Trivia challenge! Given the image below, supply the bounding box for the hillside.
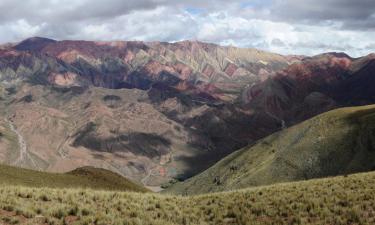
[167,104,375,195]
[0,164,148,192]
[0,171,375,224]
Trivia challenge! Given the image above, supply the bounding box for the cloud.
[197,13,375,57]
[269,0,375,30]
[0,20,44,42]
[76,7,198,42]
[0,0,374,57]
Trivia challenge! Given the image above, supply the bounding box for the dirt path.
[141,168,164,192]
[57,121,80,159]
[56,135,70,159]
[7,119,27,164]
[141,167,157,186]
[6,119,41,170]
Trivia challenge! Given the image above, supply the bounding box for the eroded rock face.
[48,72,79,86]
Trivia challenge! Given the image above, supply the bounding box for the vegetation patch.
[17,95,33,103]
[102,95,122,108]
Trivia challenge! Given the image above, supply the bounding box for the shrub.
[51,208,66,219]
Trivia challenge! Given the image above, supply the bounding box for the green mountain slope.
[167,104,375,195]
[1,171,375,224]
[0,164,149,192]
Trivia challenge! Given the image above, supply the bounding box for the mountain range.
[0,37,375,190]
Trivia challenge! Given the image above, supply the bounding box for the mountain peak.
[14,36,57,52]
[320,52,352,59]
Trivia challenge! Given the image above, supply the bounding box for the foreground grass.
[1,171,375,225]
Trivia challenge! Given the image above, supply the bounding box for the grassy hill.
[167,104,375,195]
[0,164,149,193]
[0,171,375,224]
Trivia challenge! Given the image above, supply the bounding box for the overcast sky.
[0,0,374,56]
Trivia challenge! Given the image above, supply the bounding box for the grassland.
[167,104,375,195]
[0,171,374,224]
[0,164,148,193]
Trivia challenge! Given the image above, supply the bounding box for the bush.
[51,208,65,219]
[39,194,50,202]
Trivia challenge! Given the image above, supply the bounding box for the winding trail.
[6,119,27,164]
[6,118,41,170]
[57,120,82,159]
[141,167,157,186]
[140,167,164,192]
[56,135,70,159]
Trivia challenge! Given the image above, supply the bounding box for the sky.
[0,0,374,57]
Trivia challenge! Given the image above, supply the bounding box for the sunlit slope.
[167,104,375,195]
[0,164,149,192]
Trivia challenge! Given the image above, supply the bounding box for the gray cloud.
[0,0,242,24]
[0,0,159,23]
[271,39,286,47]
[270,0,375,30]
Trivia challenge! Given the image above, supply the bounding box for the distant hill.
[0,164,149,192]
[167,104,375,195]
